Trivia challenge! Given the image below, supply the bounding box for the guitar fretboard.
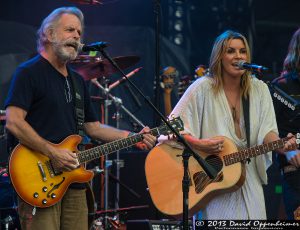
[223,137,289,166]
[77,128,161,164]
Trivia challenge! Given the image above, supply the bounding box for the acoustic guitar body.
[145,136,245,219]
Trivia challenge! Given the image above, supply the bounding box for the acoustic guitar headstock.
[160,66,178,95]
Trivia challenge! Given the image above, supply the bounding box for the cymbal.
[68,0,102,5]
[71,55,140,81]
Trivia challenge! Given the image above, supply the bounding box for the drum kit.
[71,54,148,230]
[0,53,147,229]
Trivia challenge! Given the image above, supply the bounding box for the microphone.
[0,110,5,115]
[109,67,142,90]
[237,60,268,73]
[80,41,108,52]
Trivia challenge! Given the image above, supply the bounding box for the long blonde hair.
[208,30,252,98]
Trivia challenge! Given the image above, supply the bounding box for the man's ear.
[46,28,55,43]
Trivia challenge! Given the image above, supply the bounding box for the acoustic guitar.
[145,134,300,219]
[160,66,178,117]
[9,117,184,208]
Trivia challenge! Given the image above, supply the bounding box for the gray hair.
[37,7,84,52]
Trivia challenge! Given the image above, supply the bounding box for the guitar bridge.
[45,161,55,177]
[46,161,62,176]
[37,161,47,182]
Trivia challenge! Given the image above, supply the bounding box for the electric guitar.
[178,65,207,97]
[145,134,300,219]
[9,117,184,208]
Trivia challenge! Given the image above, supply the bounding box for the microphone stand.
[153,0,161,126]
[98,47,217,230]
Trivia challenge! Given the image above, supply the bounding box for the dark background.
[0,0,299,224]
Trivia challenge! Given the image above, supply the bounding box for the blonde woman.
[169,30,297,219]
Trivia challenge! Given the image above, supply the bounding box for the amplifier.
[126,220,193,230]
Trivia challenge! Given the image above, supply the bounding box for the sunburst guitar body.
[9,117,184,208]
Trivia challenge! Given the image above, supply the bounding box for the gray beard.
[53,42,78,62]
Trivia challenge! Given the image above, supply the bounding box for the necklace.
[225,91,240,123]
[231,106,237,122]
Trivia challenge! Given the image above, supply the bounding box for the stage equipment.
[93,40,216,230]
[68,0,102,5]
[71,55,140,81]
[8,118,183,207]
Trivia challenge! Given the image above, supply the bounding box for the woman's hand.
[184,134,225,155]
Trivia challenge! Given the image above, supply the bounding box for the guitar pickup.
[37,161,47,182]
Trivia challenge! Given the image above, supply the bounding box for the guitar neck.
[223,137,289,166]
[77,128,160,164]
[164,93,172,117]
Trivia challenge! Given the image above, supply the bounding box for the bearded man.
[5,7,155,230]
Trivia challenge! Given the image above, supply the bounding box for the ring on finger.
[218,143,222,151]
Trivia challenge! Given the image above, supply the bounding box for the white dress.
[163,76,278,219]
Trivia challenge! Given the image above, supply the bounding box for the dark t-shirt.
[272,71,300,167]
[5,54,98,188]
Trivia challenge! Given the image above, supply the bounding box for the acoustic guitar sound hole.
[206,155,223,172]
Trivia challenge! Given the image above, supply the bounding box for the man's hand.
[285,149,300,168]
[282,133,298,152]
[135,126,157,151]
[48,146,79,172]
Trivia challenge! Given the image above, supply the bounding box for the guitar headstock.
[158,116,184,136]
[178,64,208,97]
[296,133,300,145]
[195,64,208,77]
[160,66,178,95]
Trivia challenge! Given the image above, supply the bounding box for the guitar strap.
[69,68,85,151]
[242,95,251,163]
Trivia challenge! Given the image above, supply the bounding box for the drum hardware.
[109,172,141,199]
[0,167,19,230]
[1,215,14,230]
[91,79,146,226]
[92,166,105,175]
[71,53,144,226]
[70,55,140,81]
[90,205,149,230]
[0,110,6,140]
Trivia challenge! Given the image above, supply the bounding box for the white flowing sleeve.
[158,78,207,147]
[253,81,278,184]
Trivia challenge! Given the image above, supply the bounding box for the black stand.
[109,173,141,199]
[153,0,161,127]
[98,47,217,230]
